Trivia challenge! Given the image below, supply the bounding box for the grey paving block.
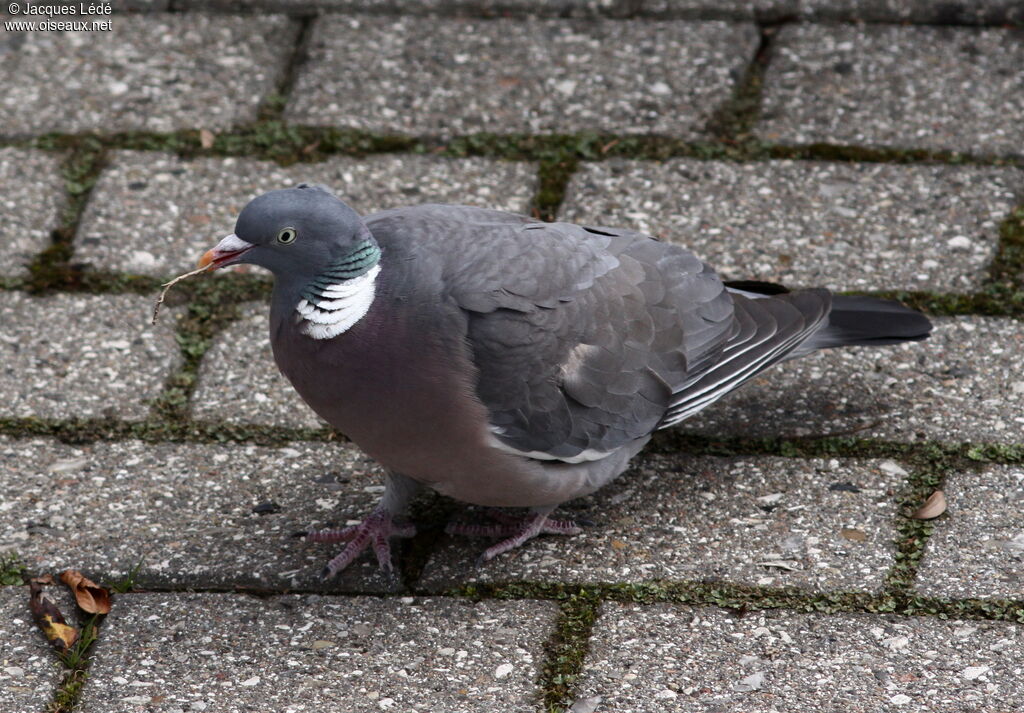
[287,16,758,136]
[75,151,538,277]
[916,463,1024,601]
[80,593,556,712]
[0,293,180,421]
[0,436,405,592]
[681,317,1024,445]
[192,302,324,430]
[176,0,643,15]
[419,455,903,592]
[644,0,796,20]
[758,24,1024,156]
[110,0,171,9]
[560,159,1023,292]
[0,148,65,279]
[580,604,1024,712]
[0,587,62,713]
[799,0,1024,24]
[0,14,297,136]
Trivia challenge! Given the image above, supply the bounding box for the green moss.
[147,273,273,424]
[47,669,88,713]
[847,287,1024,319]
[24,140,107,294]
[882,450,979,593]
[446,577,1024,625]
[541,591,601,712]
[0,552,26,585]
[966,443,1024,463]
[0,415,333,447]
[705,26,771,143]
[988,206,1024,290]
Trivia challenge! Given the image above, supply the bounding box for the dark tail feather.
[799,295,932,353]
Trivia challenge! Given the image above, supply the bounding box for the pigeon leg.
[308,471,420,578]
[445,506,584,564]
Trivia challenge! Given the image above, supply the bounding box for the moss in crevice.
[446,577,1024,625]
[843,287,1024,319]
[24,139,107,293]
[882,446,981,594]
[148,274,272,424]
[705,24,774,144]
[539,591,602,713]
[29,125,1020,173]
[987,205,1024,290]
[47,668,89,713]
[0,551,26,585]
[966,443,1024,464]
[0,415,333,448]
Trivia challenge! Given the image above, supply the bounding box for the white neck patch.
[295,264,381,340]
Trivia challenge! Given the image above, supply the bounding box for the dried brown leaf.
[60,569,111,615]
[199,129,216,149]
[913,490,947,520]
[30,573,55,585]
[29,582,79,653]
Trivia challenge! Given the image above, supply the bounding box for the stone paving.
[561,159,1023,292]
[0,587,62,713]
[579,604,1024,712]
[0,14,298,136]
[75,152,537,278]
[0,4,1022,713]
[759,24,1024,156]
[78,593,558,713]
[287,16,759,136]
[0,148,66,280]
[916,463,1024,601]
[421,455,905,592]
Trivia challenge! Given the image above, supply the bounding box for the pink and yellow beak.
[198,234,255,270]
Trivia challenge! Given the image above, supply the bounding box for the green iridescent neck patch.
[302,240,382,305]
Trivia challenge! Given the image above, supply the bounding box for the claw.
[446,509,584,564]
[310,507,416,579]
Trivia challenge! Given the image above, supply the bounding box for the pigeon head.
[198,184,380,283]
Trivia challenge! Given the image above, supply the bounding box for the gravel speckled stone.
[420,455,903,592]
[0,437,402,592]
[644,0,795,20]
[75,151,537,277]
[0,293,180,421]
[681,317,1024,445]
[916,463,1024,600]
[80,593,556,712]
[0,14,297,136]
[581,604,1024,712]
[288,16,758,136]
[192,302,324,430]
[177,0,644,15]
[0,587,61,713]
[799,0,1024,24]
[0,148,65,279]
[758,24,1024,156]
[561,159,1022,291]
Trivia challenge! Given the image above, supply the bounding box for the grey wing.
[366,205,833,461]
[657,288,833,428]
[368,204,737,461]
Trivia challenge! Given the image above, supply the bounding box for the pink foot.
[445,510,584,564]
[308,507,416,578]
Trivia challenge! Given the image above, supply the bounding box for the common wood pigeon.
[198,184,931,577]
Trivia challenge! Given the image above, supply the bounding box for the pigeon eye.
[277,227,297,244]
